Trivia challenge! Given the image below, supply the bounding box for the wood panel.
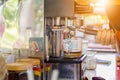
[75,0,120,5]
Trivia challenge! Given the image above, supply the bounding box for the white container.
[70,39,82,52]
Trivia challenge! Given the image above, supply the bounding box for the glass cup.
[63,39,72,54]
[86,55,97,70]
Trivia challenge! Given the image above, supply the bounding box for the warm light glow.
[95,0,107,7]
[106,0,120,5]
[74,0,120,5]
[90,3,94,7]
[91,0,108,15]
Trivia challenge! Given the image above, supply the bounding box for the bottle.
[21,27,32,57]
[22,27,32,49]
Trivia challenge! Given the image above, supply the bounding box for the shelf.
[44,54,87,64]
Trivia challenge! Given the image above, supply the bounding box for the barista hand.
[96,29,116,45]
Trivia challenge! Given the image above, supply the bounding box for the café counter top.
[7,58,40,71]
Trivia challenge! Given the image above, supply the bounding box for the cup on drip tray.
[86,55,97,70]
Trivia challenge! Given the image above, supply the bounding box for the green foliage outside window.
[1,0,44,49]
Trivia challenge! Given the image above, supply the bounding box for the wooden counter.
[7,62,33,71]
[16,58,40,66]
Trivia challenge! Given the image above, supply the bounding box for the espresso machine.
[44,0,87,80]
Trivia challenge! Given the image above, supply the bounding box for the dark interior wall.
[44,0,74,17]
[106,5,120,30]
